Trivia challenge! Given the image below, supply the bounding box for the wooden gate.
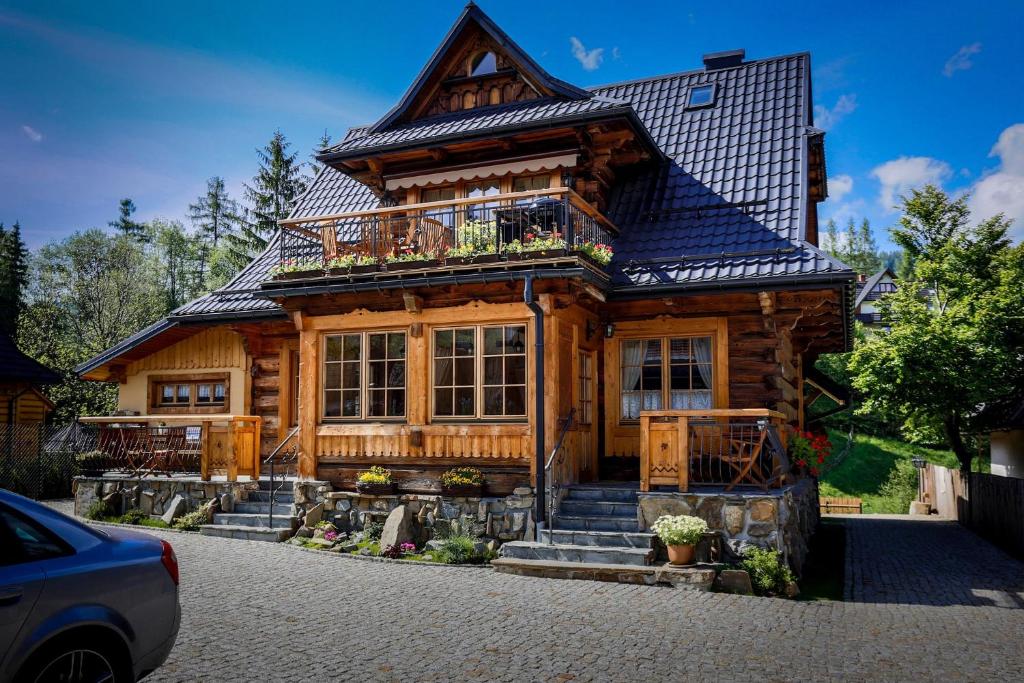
[230,416,262,480]
[639,414,688,491]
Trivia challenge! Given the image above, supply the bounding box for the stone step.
[558,499,638,518]
[499,541,654,566]
[553,515,640,532]
[490,557,715,589]
[245,490,295,504]
[213,513,296,529]
[256,477,296,491]
[538,529,655,548]
[232,501,293,516]
[564,486,639,503]
[199,524,292,543]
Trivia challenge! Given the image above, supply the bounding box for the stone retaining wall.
[637,479,819,573]
[74,476,259,519]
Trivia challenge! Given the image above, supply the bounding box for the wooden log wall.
[231,321,299,458]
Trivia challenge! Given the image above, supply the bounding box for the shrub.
[651,514,708,546]
[119,509,148,525]
[740,546,796,596]
[451,220,497,257]
[363,521,385,541]
[578,241,613,265]
[380,543,403,559]
[84,499,109,521]
[76,450,108,473]
[435,534,478,564]
[356,466,392,485]
[172,502,212,531]
[269,258,322,276]
[789,431,834,477]
[440,467,484,488]
[877,463,919,514]
[325,254,356,270]
[385,250,434,263]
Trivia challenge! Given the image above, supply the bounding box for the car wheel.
[18,637,131,683]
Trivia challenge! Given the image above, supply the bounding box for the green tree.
[309,129,331,178]
[226,130,307,267]
[0,221,29,337]
[821,217,882,275]
[849,185,1024,472]
[188,176,241,247]
[148,219,207,311]
[109,198,148,243]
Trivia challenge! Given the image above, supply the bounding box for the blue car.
[0,490,180,682]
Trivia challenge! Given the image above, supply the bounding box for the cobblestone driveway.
[117,515,1023,682]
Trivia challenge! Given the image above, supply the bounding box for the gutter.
[523,275,547,524]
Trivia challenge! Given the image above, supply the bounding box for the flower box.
[445,253,501,266]
[385,259,439,272]
[273,269,321,280]
[355,481,396,495]
[518,249,566,260]
[441,484,483,497]
[570,249,603,267]
[327,267,350,277]
[348,264,379,275]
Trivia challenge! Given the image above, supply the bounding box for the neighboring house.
[0,332,59,425]
[854,267,897,327]
[74,4,853,565]
[977,396,1024,479]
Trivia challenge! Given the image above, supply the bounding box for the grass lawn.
[818,430,982,514]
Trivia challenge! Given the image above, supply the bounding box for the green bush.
[172,502,212,531]
[740,547,796,596]
[119,509,148,525]
[84,499,109,521]
[363,521,385,542]
[435,534,479,564]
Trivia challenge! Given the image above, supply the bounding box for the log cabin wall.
[230,321,301,457]
[0,387,52,424]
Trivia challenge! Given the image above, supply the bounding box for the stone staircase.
[495,485,657,568]
[199,478,298,542]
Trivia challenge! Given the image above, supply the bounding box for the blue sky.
[2,0,1023,249]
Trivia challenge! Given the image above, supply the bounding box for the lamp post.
[910,456,926,504]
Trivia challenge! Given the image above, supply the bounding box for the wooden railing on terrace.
[77,415,262,481]
[639,409,789,492]
[275,188,617,274]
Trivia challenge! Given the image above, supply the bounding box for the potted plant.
[440,466,484,496]
[385,250,438,271]
[269,258,323,280]
[573,241,614,267]
[348,255,380,275]
[76,450,108,477]
[325,254,357,276]
[447,220,499,265]
[507,232,567,260]
[355,465,396,494]
[788,430,832,478]
[651,514,709,566]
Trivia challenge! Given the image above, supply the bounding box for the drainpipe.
[524,276,546,525]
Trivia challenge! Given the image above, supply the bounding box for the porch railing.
[275,188,616,273]
[639,409,789,492]
[76,415,262,481]
[543,408,575,541]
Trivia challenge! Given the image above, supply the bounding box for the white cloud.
[814,94,857,130]
[570,37,604,71]
[943,42,982,77]
[871,156,953,211]
[968,123,1024,239]
[611,46,621,61]
[20,125,42,142]
[828,174,854,202]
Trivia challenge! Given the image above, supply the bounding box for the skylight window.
[470,51,498,77]
[687,84,716,109]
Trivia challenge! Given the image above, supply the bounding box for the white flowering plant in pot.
[651,514,708,566]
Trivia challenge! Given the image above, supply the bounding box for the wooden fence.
[819,496,862,514]
[922,463,1024,560]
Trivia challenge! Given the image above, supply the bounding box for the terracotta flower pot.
[667,543,696,566]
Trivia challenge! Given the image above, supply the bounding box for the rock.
[909,501,930,515]
[784,581,801,598]
[102,491,124,516]
[336,499,351,512]
[432,519,451,538]
[416,505,428,524]
[338,542,358,552]
[304,502,325,528]
[425,539,445,552]
[512,486,533,497]
[695,497,725,530]
[441,502,460,519]
[219,493,234,513]
[716,569,753,595]
[485,539,498,553]
[380,505,415,548]
[746,522,776,538]
[637,496,692,529]
[724,505,745,535]
[296,526,313,538]
[140,489,156,516]
[160,494,187,525]
[749,499,776,522]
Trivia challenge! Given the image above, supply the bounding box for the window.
[420,186,456,204]
[465,180,501,221]
[512,175,550,193]
[578,351,593,425]
[0,505,72,566]
[620,336,713,421]
[433,325,527,419]
[470,51,498,77]
[686,84,716,109]
[150,375,229,413]
[323,332,406,420]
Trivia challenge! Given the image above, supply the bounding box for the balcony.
[272,189,617,282]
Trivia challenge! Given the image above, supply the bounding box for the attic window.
[470,51,498,77]
[686,84,716,109]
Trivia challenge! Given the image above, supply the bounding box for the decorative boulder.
[715,569,753,595]
[380,505,415,548]
[160,494,188,526]
[304,502,325,528]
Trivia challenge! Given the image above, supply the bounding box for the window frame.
[617,335,716,424]
[148,373,230,415]
[321,330,408,422]
[430,323,529,422]
[685,83,717,110]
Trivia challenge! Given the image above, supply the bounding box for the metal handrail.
[544,408,575,544]
[264,427,300,529]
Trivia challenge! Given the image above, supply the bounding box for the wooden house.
[76,4,853,563]
[1,332,58,426]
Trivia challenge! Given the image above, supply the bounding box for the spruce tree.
[0,221,29,337]
[309,130,332,178]
[226,130,307,267]
[189,177,241,247]
[109,198,148,242]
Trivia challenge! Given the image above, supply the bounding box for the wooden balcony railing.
[77,415,262,481]
[639,409,789,492]
[274,188,616,277]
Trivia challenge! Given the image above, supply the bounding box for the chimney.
[703,49,745,71]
